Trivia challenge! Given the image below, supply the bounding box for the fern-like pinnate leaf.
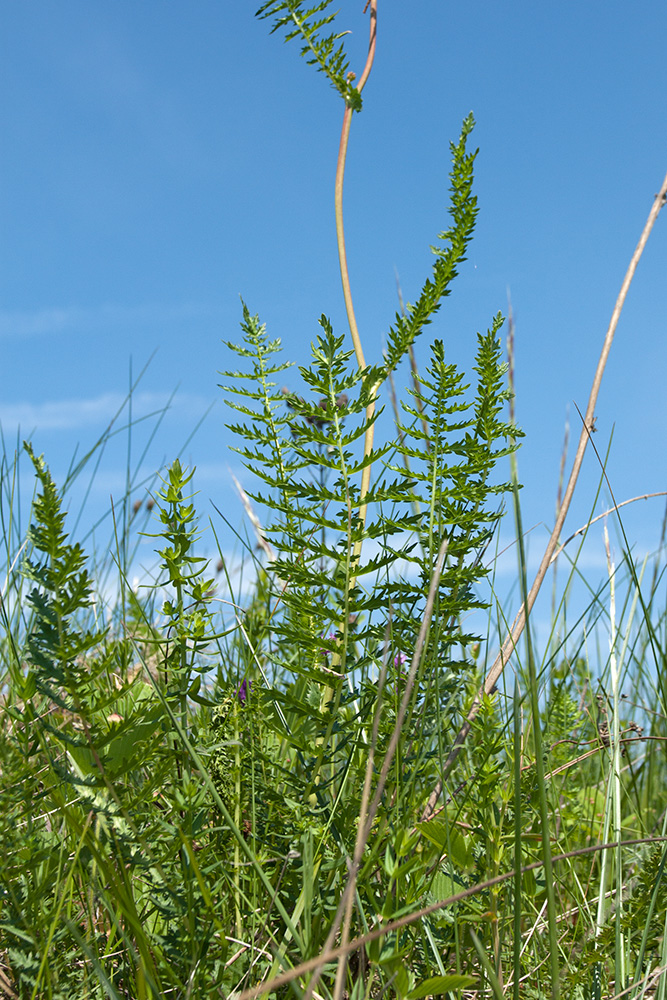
[381,319,519,694]
[21,443,106,706]
[149,460,216,720]
[255,0,363,110]
[221,313,414,676]
[384,114,479,374]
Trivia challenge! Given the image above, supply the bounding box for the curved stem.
[335,105,364,367]
[357,1,377,94]
[334,0,376,370]
[551,490,667,561]
[334,2,377,584]
[422,170,667,819]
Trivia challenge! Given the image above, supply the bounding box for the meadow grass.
[2,4,667,999]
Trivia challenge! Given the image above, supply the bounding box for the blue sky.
[1,1,666,602]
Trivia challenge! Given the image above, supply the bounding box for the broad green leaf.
[408,974,476,999]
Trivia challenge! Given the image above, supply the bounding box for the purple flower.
[237,678,252,705]
[394,652,407,668]
[320,631,338,657]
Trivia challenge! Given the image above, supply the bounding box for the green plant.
[2,4,667,1000]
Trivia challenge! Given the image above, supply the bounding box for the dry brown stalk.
[550,490,667,562]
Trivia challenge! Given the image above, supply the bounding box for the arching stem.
[334,1,377,587]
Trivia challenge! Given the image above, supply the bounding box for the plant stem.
[333,1,377,581]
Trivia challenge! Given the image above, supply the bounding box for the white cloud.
[0,390,215,432]
[0,301,224,339]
